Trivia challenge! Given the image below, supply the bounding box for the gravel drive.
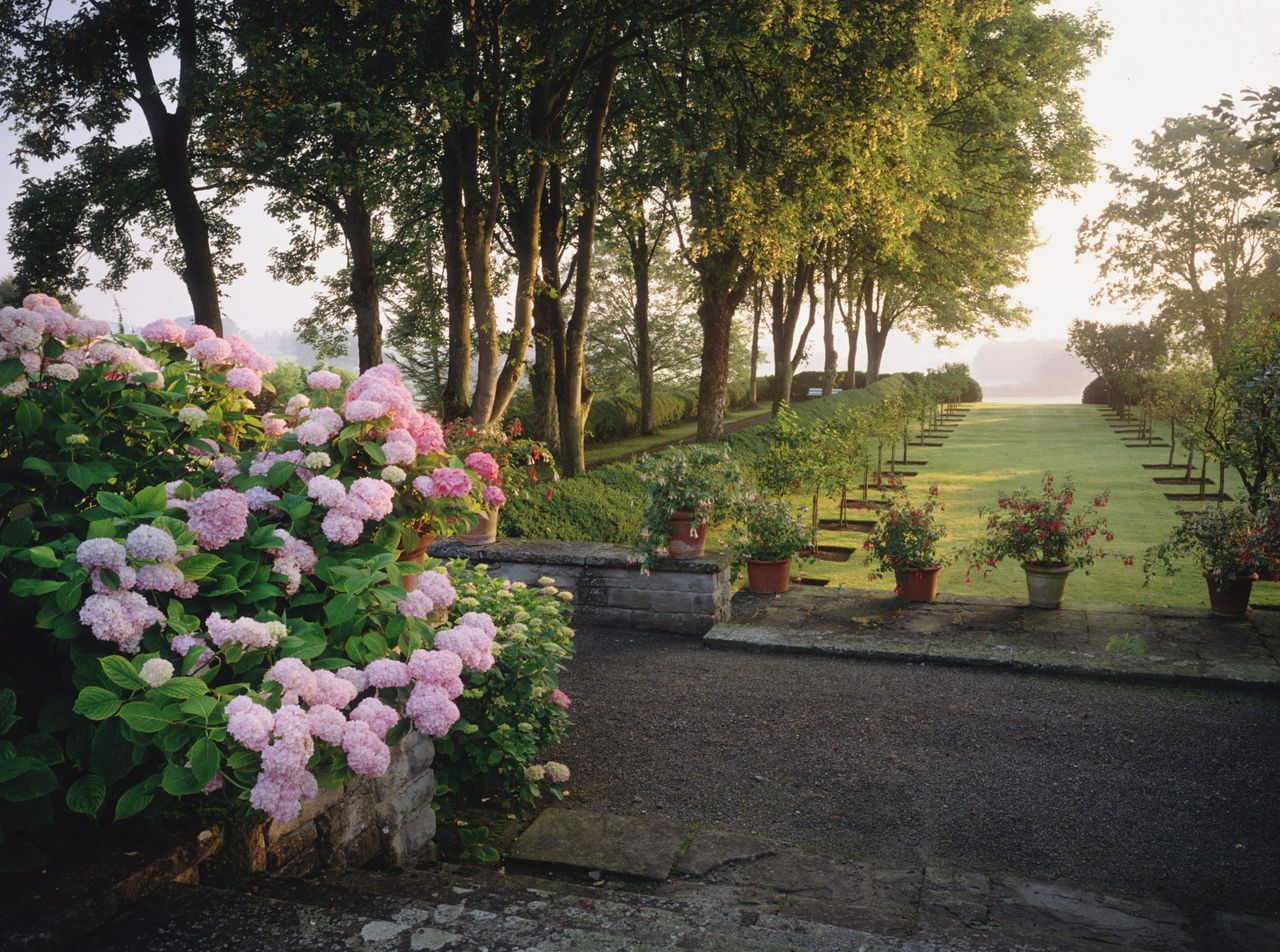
[551,628,1280,919]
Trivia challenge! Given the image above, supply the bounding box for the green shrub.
[499,471,641,544]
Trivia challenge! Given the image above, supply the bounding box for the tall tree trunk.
[841,254,861,390]
[340,189,382,371]
[629,216,655,436]
[122,1,222,334]
[531,164,563,447]
[492,158,548,422]
[790,271,818,372]
[748,282,762,407]
[1167,419,1176,467]
[862,274,891,384]
[439,130,471,420]
[555,57,616,476]
[693,252,749,442]
[770,259,812,414]
[821,260,838,396]
[462,121,502,424]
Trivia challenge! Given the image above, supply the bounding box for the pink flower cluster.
[413,467,474,500]
[0,297,119,394]
[206,612,285,650]
[434,612,496,673]
[381,428,418,466]
[342,364,445,454]
[293,406,343,446]
[186,488,250,549]
[306,369,342,390]
[306,475,396,544]
[267,530,318,594]
[464,452,500,483]
[397,571,457,619]
[78,591,166,653]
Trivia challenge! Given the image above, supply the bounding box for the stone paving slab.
[507,807,690,881]
[502,811,1275,950]
[709,588,1280,689]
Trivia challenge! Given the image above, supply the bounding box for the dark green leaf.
[66,775,107,817]
[73,687,122,721]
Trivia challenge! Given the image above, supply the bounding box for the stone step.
[77,868,920,952]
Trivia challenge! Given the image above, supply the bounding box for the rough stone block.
[630,609,713,635]
[378,770,436,829]
[344,820,382,868]
[372,753,411,802]
[266,821,317,873]
[400,734,435,773]
[572,605,633,629]
[606,587,718,614]
[386,802,438,866]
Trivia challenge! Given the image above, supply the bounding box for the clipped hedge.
[499,462,642,544]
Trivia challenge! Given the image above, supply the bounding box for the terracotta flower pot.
[399,532,436,592]
[454,507,499,546]
[667,510,708,559]
[1204,572,1257,617]
[894,566,941,603]
[746,558,791,594]
[1022,561,1073,609]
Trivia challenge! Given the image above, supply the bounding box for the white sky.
[2,1,1278,384]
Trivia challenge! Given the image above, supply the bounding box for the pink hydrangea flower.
[435,624,494,673]
[307,369,342,390]
[182,325,216,347]
[225,696,275,752]
[381,429,418,466]
[227,334,275,373]
[417,571,457,609]
[321,509,363,544]
[139,319,186,344]
[336,666,367,693]
[407,649,463,687]
[309,669,358,709]
[458,611,497,640]
[397,590,434,619]
[342,720,391,777]
[76,537,127,572]
[171,634,213,668]
[186,489,249,549]
[225,366,263,395]
[78,591,164,653]
[206,613,281,650]
[404,682,460,737]
[306,475,347,508]
[412,416,446,454]
[464,452,501,483]
[188,336,233,364]
[211,455,240,482]
[549,689,572,710]
[243,486,279,511]
[135,563,185,593]
[346,478,395,521]
[483,485,507,508]
[420,467,473,499]
[306,704,348,745]
[263,415,287,438]
[364,658,411,689]
[267,530,318,595]
[265,658,318,700]
[126,525,178,562]
[349,697,400,738]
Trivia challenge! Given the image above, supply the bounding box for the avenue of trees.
[1,0,1106,474]
[1071,86,1280,509]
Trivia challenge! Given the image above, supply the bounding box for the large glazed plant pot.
[1204,572,1257,617]
[1022,561,1073,609]
[454,507,499,546]
[894,566,941,603]
[746,558,791,594]
[667,510,709,560]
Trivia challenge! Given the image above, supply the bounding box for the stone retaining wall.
[431,539,733,636]
[263,732,437,874]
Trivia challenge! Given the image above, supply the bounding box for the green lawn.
[726,403,1278,609]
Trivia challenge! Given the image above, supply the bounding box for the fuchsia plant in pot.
[636,445,742,565]
[732,497,811,594]
[864,486,949,603]
[1145,503,1266,617]
[965,474,1113,609]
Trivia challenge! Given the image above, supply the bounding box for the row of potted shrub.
[632,441,1278,616]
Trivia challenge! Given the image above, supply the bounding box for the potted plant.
[965,473,1112,609]
[732,497,811,594]
[443,419,558,545]
[637,445,741,563]
[865,486,948,602]
[1145,504,1265,616]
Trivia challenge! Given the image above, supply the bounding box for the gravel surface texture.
[552,628,1280,919]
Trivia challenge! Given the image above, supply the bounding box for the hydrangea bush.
[0,296,572,870]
